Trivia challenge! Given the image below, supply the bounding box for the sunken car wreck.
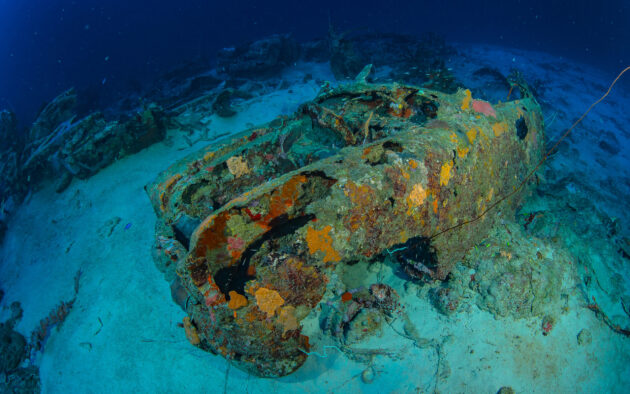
[146,75,544,377]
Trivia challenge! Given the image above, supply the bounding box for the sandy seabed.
[1,46,629,393]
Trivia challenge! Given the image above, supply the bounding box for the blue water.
[1,0,629,125]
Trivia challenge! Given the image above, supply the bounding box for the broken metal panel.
[146,81,544,377]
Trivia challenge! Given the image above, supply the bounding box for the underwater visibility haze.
[0,1,629,392]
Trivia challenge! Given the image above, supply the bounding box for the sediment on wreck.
[146,79,544,377]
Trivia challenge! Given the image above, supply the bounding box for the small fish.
[124,222,132,230]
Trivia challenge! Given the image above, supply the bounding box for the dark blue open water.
[1,1,629,124]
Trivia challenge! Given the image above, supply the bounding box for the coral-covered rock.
[0,323,27,373]
[21,103,165,190]
[0,366,41,393]
[216,34,299,78]
[327,30,457,91]
[0,109,18,150]
[328,28,365,80]
[211,89,252,117]
[461,223,569,319]
[28,88,77,142]
[431,287,461,315]
[577,328,592,345]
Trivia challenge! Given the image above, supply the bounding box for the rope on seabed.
[430,65,630,240]
[543,111,558,129]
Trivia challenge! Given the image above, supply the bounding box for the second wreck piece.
[146,78,544,377]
